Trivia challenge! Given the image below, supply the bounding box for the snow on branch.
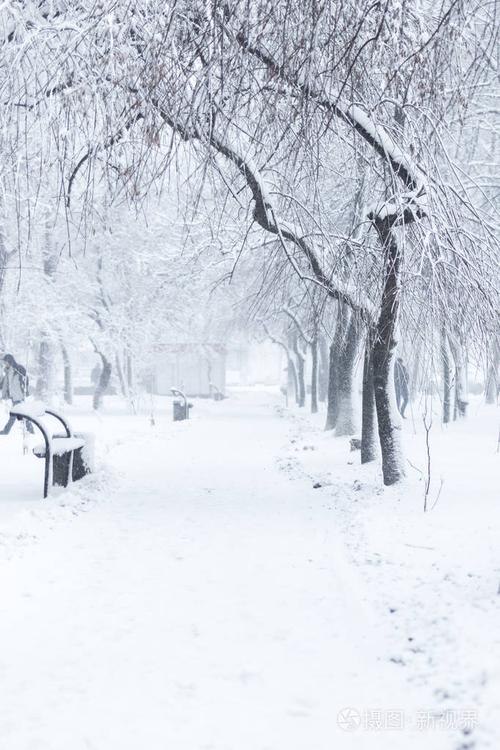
[231,29,427,206]
[77,76,375,324]
[66,109,145,208]
[206,133,376,324]
[262,323,289,354]
[148,88,376,323]
[282,308,312,347]
[343,105,425,193]
[367,186,428,226]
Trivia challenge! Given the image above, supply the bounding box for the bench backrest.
[10,399,47,419]
[10,401,72,439]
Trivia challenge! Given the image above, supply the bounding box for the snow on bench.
[33,437,86,457]
[9,399,47,420]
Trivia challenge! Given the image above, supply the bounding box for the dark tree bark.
[324,309,359,435]
[310,336,318,414]
[287,356,299,405]
[297,358,306,407]
[93,352,112,411]
[454,390,468,419]
[325,339,340,430]
[372,220,405,486]
[318,335,329,403]
[289,332,306,407]
[294,342,306,408]
[61,343,73,405]
[361,326,377,463]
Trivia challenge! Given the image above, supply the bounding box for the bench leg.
[43,453,51,499]
[67,450,75,487]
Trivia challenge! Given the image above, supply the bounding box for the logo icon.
[337,707,361,731]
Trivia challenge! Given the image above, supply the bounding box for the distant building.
[226,340,283,386]
[150,343,226,397]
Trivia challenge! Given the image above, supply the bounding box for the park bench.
[9,401,91,499]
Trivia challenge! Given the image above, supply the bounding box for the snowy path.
[0,393,454,749]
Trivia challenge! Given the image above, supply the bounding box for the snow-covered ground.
[279,393,500,750]
[0,389,498,749]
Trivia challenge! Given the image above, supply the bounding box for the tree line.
[0,0,498,484]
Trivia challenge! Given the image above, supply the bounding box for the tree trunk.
[325,340,339,430]
[61,343,73,405]
[292,333,306,408]
[441,328,452,424]
[115,352,129,399]
[318,335,329,403]
[311,336,318,414]
[485,342,499,404]
[93,353,112,411]
[325,309,359,435]
[35,216,59,402]
[372,221,405,486]
[449,336,468,419]
[0,225,13,336]
[287,357,298,405]
[296,350,306,407]
[335,316,359,437]
[409,337,422,401]
[361,326,377,463]
[125,351,137,413]
[126,352,134,390]
[36,337,55,401]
